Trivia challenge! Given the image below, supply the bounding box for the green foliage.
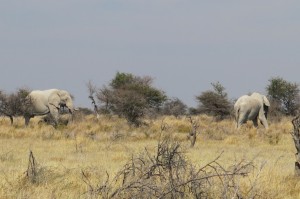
[97,72,167,126]
[211,81,227,98]
[196,82,232,120]
[266,77,300,115]
[110,72,135,89]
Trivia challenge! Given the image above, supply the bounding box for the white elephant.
[234,92,270,129]
[24,89,75,126]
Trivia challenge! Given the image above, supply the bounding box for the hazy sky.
[1,0,300,108]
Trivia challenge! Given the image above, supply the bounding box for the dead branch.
[187,116,200,147]
[81,139,256,198]
[86,81,100,119]
[25,150,38,184]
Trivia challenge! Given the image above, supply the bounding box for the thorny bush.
[82,139,258,199]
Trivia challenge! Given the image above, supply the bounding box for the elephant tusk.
[68,108,78,114]
[49,103,60,109]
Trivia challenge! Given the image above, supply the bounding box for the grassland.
[0,114,299,198]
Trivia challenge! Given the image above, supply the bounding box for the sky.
[1,0,300,108]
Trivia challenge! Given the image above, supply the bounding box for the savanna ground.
[0,114,299,198]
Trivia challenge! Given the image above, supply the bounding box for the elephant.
[24,89,75,126]
[234,92,270,129]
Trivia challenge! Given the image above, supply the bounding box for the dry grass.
[0,114,298,198]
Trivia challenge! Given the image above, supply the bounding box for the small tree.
[162,98,187,117]
[86,81,100,118]
[196,82,231,120]
[96,72,167,126]
[266,77,300,116]
[0,88,31,125]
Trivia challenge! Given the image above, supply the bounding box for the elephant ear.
[48,92,61,108]
[263,95,270,107]
[57,90,70,102]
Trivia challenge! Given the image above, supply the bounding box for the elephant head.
[49,90,75,114]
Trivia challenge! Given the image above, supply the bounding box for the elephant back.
[250,92,270,107]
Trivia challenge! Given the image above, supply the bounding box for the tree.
[86,81,100,118]
[0,88,31,125]
[96,72,167,126]
[266,77,300,115]
[196,82,231,120]
[162,98,187,117]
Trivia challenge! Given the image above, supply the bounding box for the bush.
[266,77,300,116]
[0,88,31,124]
[77,107,94,115]
[96,72,167,126]
[162,97,187,117]
[196,82,232,120]
[82,139,257,199]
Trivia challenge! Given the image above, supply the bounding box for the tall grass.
[0,114,298,198]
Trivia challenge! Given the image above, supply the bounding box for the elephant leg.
[25,116,31,126]
[235,111,240,129]
[259,116,269,129]
[252,117,258,128]
[9,116,13,125]
[237,113,248,129]
[237,120,244,129]
[49,106,59,127]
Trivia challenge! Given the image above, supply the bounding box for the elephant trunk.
[68,107,79,123]
[68,108,79,114]
[65,101,75,114]
[66,105,79,115]
[68,107,77,114]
